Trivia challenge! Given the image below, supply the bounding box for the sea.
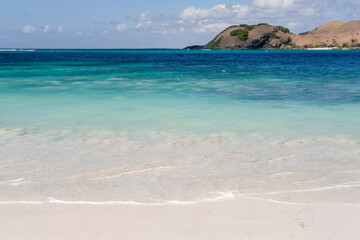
[0,49,360,204]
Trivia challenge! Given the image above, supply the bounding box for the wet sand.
[1,189,359,240]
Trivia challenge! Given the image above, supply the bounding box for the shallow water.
[1,49,360,203]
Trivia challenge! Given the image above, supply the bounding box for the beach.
[0,49,360,239]
[1,187,359,240]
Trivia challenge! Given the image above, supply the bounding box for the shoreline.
[1,182,359,206]
[1,188,359,240]
[1,47,360,240]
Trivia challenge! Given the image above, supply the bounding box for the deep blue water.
[1,49,359,135]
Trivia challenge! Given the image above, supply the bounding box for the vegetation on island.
[279,26,290,33]
[239,24,255,31]
[230,29,249,41]
[262,33,280,48]
[289,42,297,49]
[207,37,223,48]
[304,43,327,48]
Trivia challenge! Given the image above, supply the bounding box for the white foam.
[0,178,32,186]
[237,194,310,205]
[0,49,35,52]
[0,201,43,205]
[9,178,24,182]
[262,171,303,180]
[44,81,61,85]
[91,166,172,181]
[283,136,359,146]
[0,192,235,206]
[107,78,128,81]
[48,198,164,206]
[1,127,360,206]
[246,182,360,196]
[0,185,359,206]
[47,192,235,206]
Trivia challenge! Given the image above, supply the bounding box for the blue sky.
[0,0,359,48]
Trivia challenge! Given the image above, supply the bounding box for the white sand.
[305,47,336,50]
[1,188,359,240]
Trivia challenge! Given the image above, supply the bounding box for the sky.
[0,0,359,48]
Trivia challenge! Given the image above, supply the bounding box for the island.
[184,20,360,50]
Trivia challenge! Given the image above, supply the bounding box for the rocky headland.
[185,20,360,50]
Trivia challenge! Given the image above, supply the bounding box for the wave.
[0,178,33,186]
[91,166,173,181]
[0,49,35,52]
[245,182,360,196]
[107,78,128,81]
[0,192,236,206]
[1,127,359,144]
[281,136,359,146]
[1,127,360,206]
[1,183,359,206]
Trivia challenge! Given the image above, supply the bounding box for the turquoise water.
[0,49,360,203]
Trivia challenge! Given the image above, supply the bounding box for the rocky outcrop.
[184,20,360,50]
[203,23,293,49]
[183,45,206,50]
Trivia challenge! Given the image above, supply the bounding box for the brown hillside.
[292,20,360,47]
[194,20,360,49]
[207,24,291,49]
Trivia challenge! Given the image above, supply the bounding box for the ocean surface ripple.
[0,49,360,203]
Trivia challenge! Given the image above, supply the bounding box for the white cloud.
[232,5,251,17]
[116,23,128,32]
[43,24,50,33]
[135,21,152,29]
[287,22,299,29]
[44,0,357,47]
[7,0,360,48]
[174,0,360,35]
[195,22,231,33]
[23,25,36,33]
[139,11,150,21]
[101,30,109,35]
[180,5,249,21]
[180,6,212,20]
[253,0,295,8]
[178,4,251,35]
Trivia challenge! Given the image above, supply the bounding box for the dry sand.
[1,188,359,240]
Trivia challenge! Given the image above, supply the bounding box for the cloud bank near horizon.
[1,0,360,48]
